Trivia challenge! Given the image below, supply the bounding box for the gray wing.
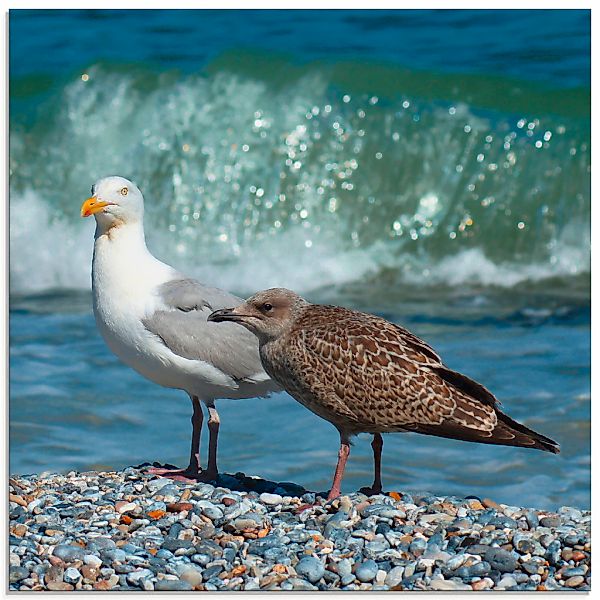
[142,278,268,383]
[157,277,244,312]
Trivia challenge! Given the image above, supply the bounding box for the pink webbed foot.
[146,464,203,483]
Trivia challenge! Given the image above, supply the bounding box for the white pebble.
[259,493,283,505]
[83,555,102,568]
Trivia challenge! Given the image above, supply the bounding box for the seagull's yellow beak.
[81,196,110,217]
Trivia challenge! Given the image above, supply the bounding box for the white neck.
[92,219,176,308]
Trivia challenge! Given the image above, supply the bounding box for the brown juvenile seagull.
[208,288,560,500]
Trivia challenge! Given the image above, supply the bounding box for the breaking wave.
[10,57,590,296]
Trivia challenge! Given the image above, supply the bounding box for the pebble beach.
[9,466,590,592]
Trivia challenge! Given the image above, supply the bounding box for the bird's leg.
[371,433,383,493]
[360,433,384,496]
[196,403,220,482]
[186,396,204,473]
[147,396,204,480]
[327,434,351,501]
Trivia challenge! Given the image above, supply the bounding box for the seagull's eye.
[262,303,273,313]
[120,187,129,196]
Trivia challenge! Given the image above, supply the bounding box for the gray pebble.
[540,515,561,528]
[52,544,87,562]
[154,578,193,591]
[356,559,378,582]
[9,566,30,583]
[296,556,325,584]
[485,547,518,573]
[177,564,203,587]
[63,567,81,584]
[7,468,591,593]
[384,566,405,587]
[287,577,318,591]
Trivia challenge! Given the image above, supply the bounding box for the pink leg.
[196,404,219,482]
[327,434,351,501]
[147,396,204,481]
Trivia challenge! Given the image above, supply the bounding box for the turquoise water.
[9,9,590,509]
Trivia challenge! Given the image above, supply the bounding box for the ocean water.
[9,9,590,510]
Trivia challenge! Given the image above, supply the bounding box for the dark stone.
[247,535,284,557]
[9,566,30,584]
[524,511,539,529]
[52,544,87,562]
[485,547,518,573]
[296,556,325,584]
[464,544,490,556]
[409,538,427,557]
[277,481,306,496]
[154,579,193,591]
[202,564,223,580]
[515,539,536,554]
[162,537,193,552]
[521,561,541,575]
[539,516,561,528]
[115,564,136,574]
[467,561,491,577]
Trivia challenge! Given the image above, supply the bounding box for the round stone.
[177,564,203,587]
[539,516,561,528]
[356,560,378,582]
[287,577,317,591]
[52,544,87,563]
[295,556,325,584]
[155,579,193,591]
[259,493,283,505]
[9,566,29,584]
[485,547,518,573]
[565,576,585,588]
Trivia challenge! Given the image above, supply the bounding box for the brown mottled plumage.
[208,288,560,499]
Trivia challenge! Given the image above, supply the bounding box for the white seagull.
[81,176,279,480]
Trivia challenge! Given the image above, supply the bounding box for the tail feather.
[404,410,560,454]
[494,410,560,454]
[422,365,560,454]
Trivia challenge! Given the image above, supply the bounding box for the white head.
[81,176,144,230]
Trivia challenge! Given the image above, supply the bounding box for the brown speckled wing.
[287,305,499,435]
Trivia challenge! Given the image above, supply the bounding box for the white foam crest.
[10,189,588,297]
[10,191,94,294]
[177,231,394,296]
[403,245,589,288]
[8,189,386,297]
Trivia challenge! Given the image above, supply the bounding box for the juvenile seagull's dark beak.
[207,308,236,322]
[208,308,251,323]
